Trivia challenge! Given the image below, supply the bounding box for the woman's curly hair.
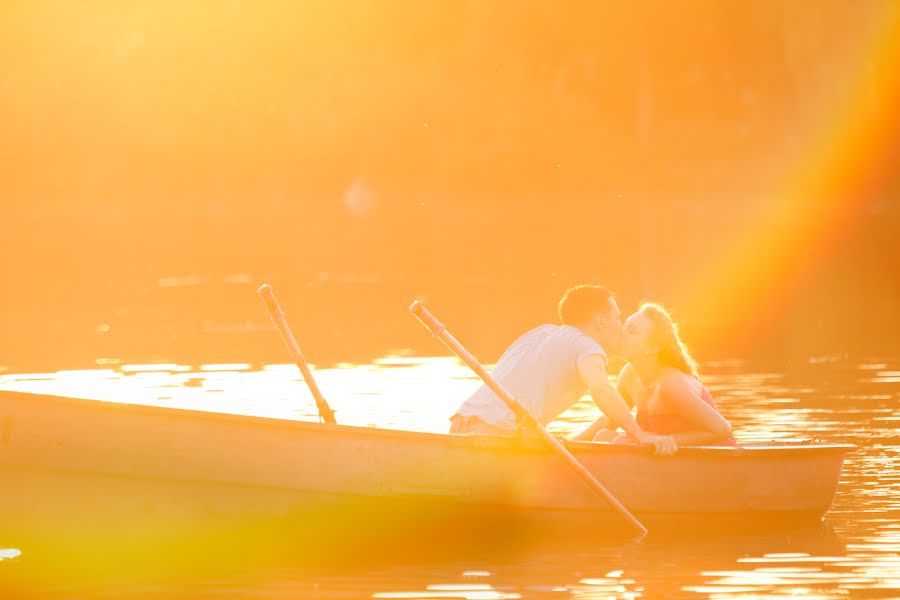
[640,302,699,379]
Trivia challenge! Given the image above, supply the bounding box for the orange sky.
[1,1,899,366]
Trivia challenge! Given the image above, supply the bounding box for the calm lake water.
[0,356,897,598]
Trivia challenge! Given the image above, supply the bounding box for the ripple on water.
[0,358,897,599]
[0,549,21,561]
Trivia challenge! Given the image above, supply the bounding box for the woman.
[591,302,735,446]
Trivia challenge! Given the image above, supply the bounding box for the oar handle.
[258,284,337,425]
[409,300,446,337]
[258,284,283,321]
[409,300,648,536]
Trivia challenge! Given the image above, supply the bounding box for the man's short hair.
[558,285,614,326]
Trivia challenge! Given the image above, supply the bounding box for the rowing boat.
[0,389,852,547]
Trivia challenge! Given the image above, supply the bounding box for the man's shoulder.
[557,325,606,357]
[509,324,559,346]
[507,324,605,362]
[529,323,561,335]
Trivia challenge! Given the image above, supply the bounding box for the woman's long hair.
[640,302,699,379]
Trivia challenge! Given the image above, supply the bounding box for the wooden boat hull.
[0,390,853,547]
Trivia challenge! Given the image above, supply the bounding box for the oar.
[258,284,337,425]
[409,300,648,536]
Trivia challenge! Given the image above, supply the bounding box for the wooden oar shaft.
[410,300,648,536]
[258,284,336,425]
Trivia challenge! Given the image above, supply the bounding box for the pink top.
[637,383,738,447]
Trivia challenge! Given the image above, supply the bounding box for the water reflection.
[0,357,897,598]
[0,548,21,561]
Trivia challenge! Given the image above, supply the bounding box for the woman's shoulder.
[618,362,639,382]
[620,363,650,389]
[658,367,703,395]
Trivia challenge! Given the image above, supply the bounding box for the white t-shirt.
[455,324,606,429]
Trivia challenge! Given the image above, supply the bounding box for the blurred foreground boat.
[0,390,853,551]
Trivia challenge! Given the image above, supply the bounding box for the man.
[449,284,677,455]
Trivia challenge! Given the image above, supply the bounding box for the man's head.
[558,285,622,351]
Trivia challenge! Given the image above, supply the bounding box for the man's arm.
[575,354,677,455]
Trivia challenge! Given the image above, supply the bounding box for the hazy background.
[2,0,899,371]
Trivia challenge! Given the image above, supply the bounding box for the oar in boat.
[258,284,337,425]
[409,300,648,536]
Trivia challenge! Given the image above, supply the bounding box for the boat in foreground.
[0,390,853,550]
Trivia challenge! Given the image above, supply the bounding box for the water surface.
[1,356,897,599]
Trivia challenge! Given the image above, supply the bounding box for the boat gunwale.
[0,390,856,458]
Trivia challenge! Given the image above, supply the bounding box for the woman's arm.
[574,363,643,442]
[659,372,733,445]
[575,355,677,455]
[616,363,640,410]
[573,363,639,441]
[572,415,612,441]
